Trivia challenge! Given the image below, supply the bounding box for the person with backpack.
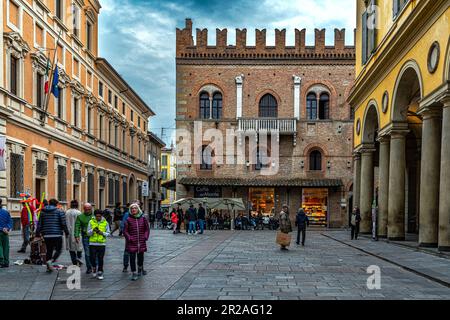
[295,208,309,246]
[35,199,69,272]
[123,203,150,281]
[74,203,94,274]
[87,210,110,280]
[0,198,13,268]
[65,200,83,266]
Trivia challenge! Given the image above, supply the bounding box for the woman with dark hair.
[65,200,83,266]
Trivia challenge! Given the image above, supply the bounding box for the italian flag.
[44,54,51,94]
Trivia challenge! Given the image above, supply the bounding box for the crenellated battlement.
[176,19,355,60]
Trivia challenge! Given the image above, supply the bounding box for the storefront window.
[249,188,275,216]
[302,188,328,227]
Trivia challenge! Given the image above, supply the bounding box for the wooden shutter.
[58,165,67,201]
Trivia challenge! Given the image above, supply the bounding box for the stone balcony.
[237,118,297,134]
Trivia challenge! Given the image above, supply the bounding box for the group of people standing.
[167,203,207,235]
[0,198,150,281]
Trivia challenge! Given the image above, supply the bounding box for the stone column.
[359,147,375,233]
[418,108,442,247]
[439,97,450,251]
[352,152,361,211]
[293,76,301,119]
[377,135,390,238]
[387,130,408,240]
[235,75,244,119]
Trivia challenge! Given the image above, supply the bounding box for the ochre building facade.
[175,19,355,227]
[349,0,450,249]
[0,0,153,227]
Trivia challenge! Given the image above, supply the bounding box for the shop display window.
[302,188,328,227]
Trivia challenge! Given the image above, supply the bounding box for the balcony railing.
[238,118,297,134]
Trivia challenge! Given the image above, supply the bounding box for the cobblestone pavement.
[1,229,450,300]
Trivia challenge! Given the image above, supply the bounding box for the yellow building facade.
[161,145,176,208]
[349,0,450,249]
[0,0,154,226]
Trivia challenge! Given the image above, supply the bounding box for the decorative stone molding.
[4,32,30,59]
[69,79,85,97]
[31,51,49,76]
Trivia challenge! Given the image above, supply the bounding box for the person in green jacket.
[75,203,93,274]
[87,210,110,280]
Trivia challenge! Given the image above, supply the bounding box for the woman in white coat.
[65,200,83,266]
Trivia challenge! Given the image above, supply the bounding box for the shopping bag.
[276,231,291,247]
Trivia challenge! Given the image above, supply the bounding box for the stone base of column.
[388,236,405,241]
[438,246,450,252]
[419,242,438,248]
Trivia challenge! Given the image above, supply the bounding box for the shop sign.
[142,181,149,197]
[194,186,222,198]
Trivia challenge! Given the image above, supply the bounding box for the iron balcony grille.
[36,159,47,176]
[10,153,24,198]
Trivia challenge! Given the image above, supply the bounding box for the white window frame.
[33,20,46,50]
[71,2,81,38]
[72,56,80,80]
[86,69,93,91]
[6,52,24,98]
[54,86,66,120]
[54,0,65,23]
[71,93,81,128]
[56,41,65,69]
[6,0,23,35]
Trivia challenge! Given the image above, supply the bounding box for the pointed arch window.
[212,92,222,119]
[259,94,277,118]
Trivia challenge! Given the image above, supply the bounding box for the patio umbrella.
[171,198,205,210]
[207,198,246,210]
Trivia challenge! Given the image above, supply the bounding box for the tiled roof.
[178,177,343,187]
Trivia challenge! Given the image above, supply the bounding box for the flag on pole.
[44,55,51,94]
[51,66,59,98]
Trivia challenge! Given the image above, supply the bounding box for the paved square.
[1,229,450,300]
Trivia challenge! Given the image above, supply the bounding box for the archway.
[391,61,423,236]
[129,174,136,202]
[359,102,380,233]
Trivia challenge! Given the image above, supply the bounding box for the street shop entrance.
[302,188,328,227]
[249,188,275,216]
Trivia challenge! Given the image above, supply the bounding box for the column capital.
[359,143,376,154]
[376,134,390,144]
[352,151,361,160]
[380,122,409,138]
[441,95,450,108]
[417,105,442,119]
[293,75,302,85]
[235,74,244,85]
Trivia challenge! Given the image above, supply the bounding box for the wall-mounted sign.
[142,181,149,197]
[194,186,222,198]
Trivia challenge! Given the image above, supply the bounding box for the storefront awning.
[178,177,343,188]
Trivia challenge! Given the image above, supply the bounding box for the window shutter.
[362,11,368,64]
[58,165,67,201]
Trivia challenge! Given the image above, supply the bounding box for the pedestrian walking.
[0,198,13,268]
[350,207,361,240]
[18,201,35,253]
[35,199,69,272]
[278,205,292,251]
[176,205,183,233]
[111,202,123,236]
[121,203,131,272]
[65,200,83,266]
[149,211,155,229]
[170,208,178,234]
[187,204,198,235]
[197,203,206,234]
[156,208,163,229]
[87,210,110,280]
[295,208,309,246]
[123,203,150,281]
[74,203,94,274]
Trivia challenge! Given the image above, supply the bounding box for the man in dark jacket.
[295,208,309,246]
[111,202,123,236]
[176,205,183,233]
[350,207,362,240]
[197,203,206,234]
[36,199,69,272]
[187,205,198,235]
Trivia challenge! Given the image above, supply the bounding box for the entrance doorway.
[302,188,328,227]
[249,188,275,216]
[35,178,45,199]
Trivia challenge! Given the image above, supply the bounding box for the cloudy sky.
[98,0,356,144]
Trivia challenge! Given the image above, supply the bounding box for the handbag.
[276,231,291,247]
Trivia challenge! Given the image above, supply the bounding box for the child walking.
[87,210,110,280]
